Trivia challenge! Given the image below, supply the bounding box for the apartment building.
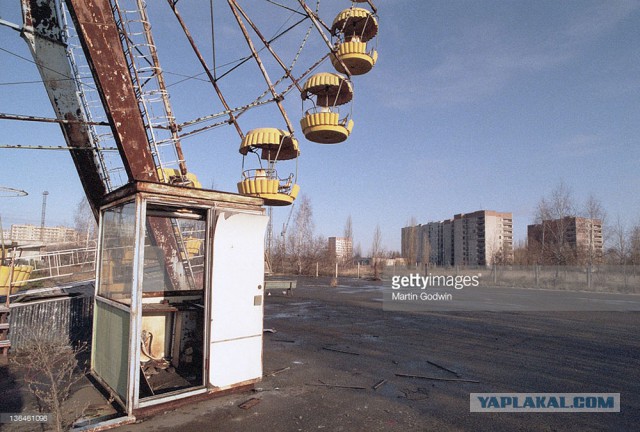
[9,224,79,244]
[328,236,353,263]
[402,210,513,267]
[527,216,603,265]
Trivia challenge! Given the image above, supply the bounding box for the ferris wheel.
[230,0,379,206]
[1,0,379,213]
[112,0,379,207]
[165,0,381,207]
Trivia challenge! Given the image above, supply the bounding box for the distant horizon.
[0,197,621,254]
[1,0,639,253]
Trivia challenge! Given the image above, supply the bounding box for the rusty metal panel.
[64,0,158,182]
[20,0,108,217]
[101,182,265,210]
[9,292,93,349]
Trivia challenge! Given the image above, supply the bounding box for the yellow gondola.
[300,73,354,144]
[157,168,202,188]
[14,265,33,287]
[238,127,299,161]
[183,237,202,258]
[330,7,379,75]
[0,266,10,295]
[0,264,34,294]
[237,128,300,206]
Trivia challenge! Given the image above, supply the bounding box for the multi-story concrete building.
[328,236,353,263]
[9,224,79,244]
[527,217,603,265]
[402,210,513,267]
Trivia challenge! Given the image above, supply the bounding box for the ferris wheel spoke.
[169,0,245,139]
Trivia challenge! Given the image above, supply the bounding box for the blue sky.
[1,0,639,253]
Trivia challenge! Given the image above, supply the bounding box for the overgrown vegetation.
[268,195,387,276]
[10,330,87,432]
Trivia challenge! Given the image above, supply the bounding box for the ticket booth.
[91,182,267,416]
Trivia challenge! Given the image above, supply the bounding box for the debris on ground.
[426,359,460,377]
[322,346,360,356]
[265,366,291,377]
[395,373,480,383]
[372,379,387,390]
[238,398,261,410]
[399,387,430,401]
[306,380,367,390]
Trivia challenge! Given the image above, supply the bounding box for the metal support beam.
[227,0,296,135]
[20,0,109,218]
[63,0,193,291]
[230,0,304,94]
[168,0,245,139]
[296,0,352,78]
[0,112,110,127]
[131,0,189,177]
[65,0,159,183]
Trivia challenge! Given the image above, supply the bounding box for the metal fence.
[27,245,97,282]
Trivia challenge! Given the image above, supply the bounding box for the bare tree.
[533,182,577,265]
[609,216,630,287]
[354,241,362,260]
[630,223,640,266]
[371,224,383,279]
[581,194,606,266]
[270,227,287,274]
[74,196,97,248]
[513,239,533,265]
[343,215,353,240]
[403,217,418,268]
[421,230,431,268]
[288,196,316,274]
[609,216,629,265]
[486,229,504,266]
[343,215,354,264]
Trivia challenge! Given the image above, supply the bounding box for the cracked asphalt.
[120,276,639,432]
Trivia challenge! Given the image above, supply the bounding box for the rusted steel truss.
[65,0,159,184]
[20,0,108,217]
[57,0,192,290]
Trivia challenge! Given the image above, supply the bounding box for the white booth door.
[209,212,268,388]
